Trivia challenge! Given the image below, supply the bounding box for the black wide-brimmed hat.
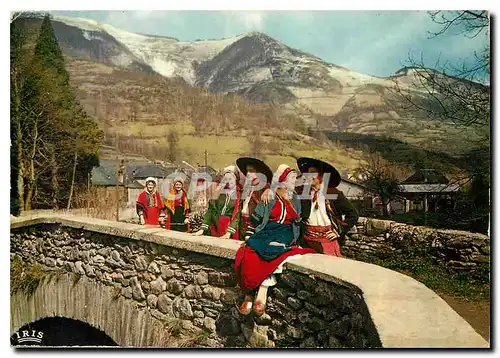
[297,157,341,188]
[236,157,274,184]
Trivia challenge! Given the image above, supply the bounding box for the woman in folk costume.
[234,164,315,316]
[235,157,274,241]
[164,177,191,232]
[136,177,167,226]
[191,166,216,214]
[192,165,241,240]
[296,157,359,256]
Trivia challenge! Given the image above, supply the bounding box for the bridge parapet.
[344,217,489,276]
[10,213,488,348]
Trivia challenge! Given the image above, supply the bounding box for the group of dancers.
[136,157,359,316]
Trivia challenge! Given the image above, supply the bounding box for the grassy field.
[105,122,369,172]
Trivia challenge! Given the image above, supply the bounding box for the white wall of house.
[338,181,369,199]
[127,188,144,207]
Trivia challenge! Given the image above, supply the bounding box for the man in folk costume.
[136,177,167,226]
[234,164,315,316]
[296,157,359,256]
[192,165,241,240]
[164,177,191,232]
[235,157,274,241]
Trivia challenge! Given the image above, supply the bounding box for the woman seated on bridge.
[164,176,191,232]
[234,164,315,316]
[192,165,241,240]
[136,177,167,226]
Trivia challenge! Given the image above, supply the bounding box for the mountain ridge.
[19,12,488,87]
[15,13,487,158]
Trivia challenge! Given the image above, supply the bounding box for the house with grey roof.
[339,178,409,216]
[398,169,460,212]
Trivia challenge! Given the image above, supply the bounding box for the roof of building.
[341,178,371,190]
[398,183,461,193]
[125,180,145,189]
[403,169,449,184]
[125,162,177,179]
[91,160,177,187]
[90,160,121,187]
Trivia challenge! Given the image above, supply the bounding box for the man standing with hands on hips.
[295,157,358,256]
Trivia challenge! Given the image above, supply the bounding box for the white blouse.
[308,187,331,227]
[241,190,253,215]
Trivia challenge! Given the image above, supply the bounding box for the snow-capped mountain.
[41,15,433,115]
[15,14,487,155]
[48,15,245,84]
[21,14,420,91]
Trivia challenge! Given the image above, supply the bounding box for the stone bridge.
[10,213,488,348]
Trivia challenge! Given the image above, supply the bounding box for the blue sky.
[51,10,489,78]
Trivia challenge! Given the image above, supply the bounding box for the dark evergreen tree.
[12,14,103,211]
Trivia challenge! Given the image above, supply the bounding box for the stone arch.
[10,273,168,347]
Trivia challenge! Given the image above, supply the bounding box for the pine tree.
[13,14,103,210]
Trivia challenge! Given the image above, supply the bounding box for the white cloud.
[235,11,266,31]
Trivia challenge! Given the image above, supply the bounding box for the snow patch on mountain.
[82,30,92,41]
[150,58,177,77]
[53,15,102,32]
[101,23,150,43]
[240,67,272,84]
[81,30,106,42]
[327,66,392,87]
[111,52,134,67]
[97,21,242,83]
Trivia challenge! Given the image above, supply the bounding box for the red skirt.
[210,216,240,240]
[304,225,342,257]
[144,206,160,225]
[234,244,315,292]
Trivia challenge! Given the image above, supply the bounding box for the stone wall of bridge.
[10,214,488,348]
[344,217,489,275]
[10,220,380,348]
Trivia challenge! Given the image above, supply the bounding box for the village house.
[339,178,409,216]
[397,169,461,212]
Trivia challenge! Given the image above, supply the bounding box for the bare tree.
[428,11,489,39]
[11,19,27,213]
[389,10,491,215]
[66,130,79,210]
[20,88,55,210]
[357,153,412,216]
[249,127,266,160]
[391,11,490,131]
